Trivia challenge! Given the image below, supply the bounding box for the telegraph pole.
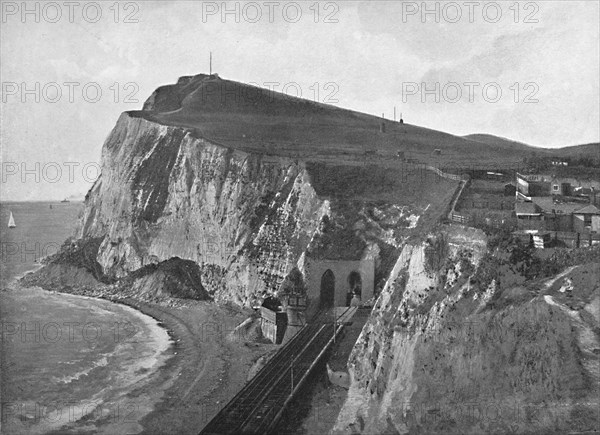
[209,52,212,75]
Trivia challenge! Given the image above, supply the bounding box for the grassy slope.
[551,143,600,158]
[463,133,532,152]
[464,133,599,159]
[132,74,596,171]
[133,75,464,228]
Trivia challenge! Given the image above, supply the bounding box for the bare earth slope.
[334,227,600,434]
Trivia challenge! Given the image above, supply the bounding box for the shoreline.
[4,270,277,434]
[1,281,174,435]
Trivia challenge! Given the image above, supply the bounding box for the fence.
[552,231,600,248]
[462,200,513,211]
[445,176,471,224]
[398,162,469,224]
[449,212,471,224]
[424,165,464,182]
[514,231,600,249]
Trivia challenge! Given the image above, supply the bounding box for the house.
[518,196,600,233]
[515,202,544,229]
[532,197,585,214]
[551,180,570,196]
[515,202,543,219]
[573,204,600,233]
[516,173,552,198]
[550,177,579,196]
[548,177,600,203]
[578,180,600,206]
[574,186,599,206]
[531,197,579,232]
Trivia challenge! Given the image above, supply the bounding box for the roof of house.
[574,186,594,195]
[532,197,586,214]
[550,177,579,185]
[580,180,600,190]
[574,204,600,215]
[515,202,542,215]
[516,173,552,183]
[549,177,600,190]
[519,174,600,190]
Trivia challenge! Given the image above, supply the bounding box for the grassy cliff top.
[129,74,596,170]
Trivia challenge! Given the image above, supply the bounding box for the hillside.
[462,133,532,152]
[551,142,600,159]
[464,133,599,161]
[135,74,569,170]
[25,74,461,307]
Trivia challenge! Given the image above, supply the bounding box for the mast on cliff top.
[210,51,212,75]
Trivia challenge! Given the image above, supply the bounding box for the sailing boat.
[8,211,16,228]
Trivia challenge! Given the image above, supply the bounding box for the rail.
[200,308,352,435]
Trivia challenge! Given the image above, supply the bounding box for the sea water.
[0,202,171,434]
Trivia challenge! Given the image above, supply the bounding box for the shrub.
[424,233,449,274]
[277,267,307,298]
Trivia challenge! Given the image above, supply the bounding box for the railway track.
[200,308,349,435]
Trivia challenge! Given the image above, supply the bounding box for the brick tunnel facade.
[303,257,375,307]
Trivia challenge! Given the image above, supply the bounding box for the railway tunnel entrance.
[347,271,362,305]
[305,258,374,308]
[320,269,335,308]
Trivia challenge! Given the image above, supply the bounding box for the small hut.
[277,268,308,342]
[504,183,516,197]
[260,297,287,344]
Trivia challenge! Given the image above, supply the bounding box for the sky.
[1,0,599,201]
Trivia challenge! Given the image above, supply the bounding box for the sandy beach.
[1,280,278,435]
[127,299,278,435]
